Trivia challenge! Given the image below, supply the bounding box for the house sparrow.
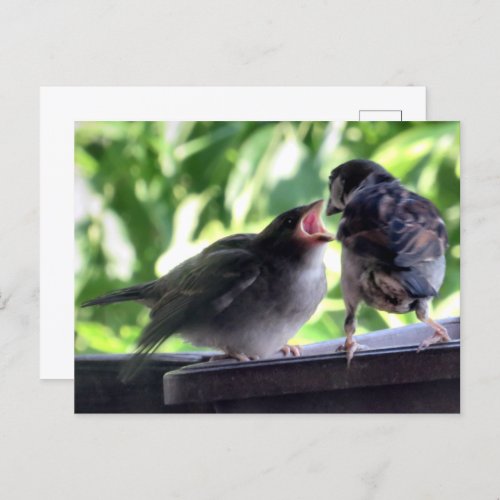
[326,159,449,365]
[82,200,334,381]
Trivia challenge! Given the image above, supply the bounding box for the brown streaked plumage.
[327,159,449,365]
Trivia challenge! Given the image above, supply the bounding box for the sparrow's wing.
[145,244,260,350]
[338,182,448,269]
[120,241,261,382]
[389,192,448,268]
[337,183,397,264]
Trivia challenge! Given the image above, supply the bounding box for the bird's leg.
[280,344,302,357]
[416,303,451,352]
[417,317,451,352]
[336,303,367,366]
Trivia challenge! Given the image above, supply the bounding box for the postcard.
[70,118,459,413]
[41,87,426,380]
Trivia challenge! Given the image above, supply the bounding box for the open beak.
[298,200,335,242]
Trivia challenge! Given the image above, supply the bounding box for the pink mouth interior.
[302,212,323,235]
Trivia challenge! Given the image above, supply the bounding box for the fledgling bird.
[82,200,334,381]
[326,159,449,365]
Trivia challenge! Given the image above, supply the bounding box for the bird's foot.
[209,352,259,362]
[209,354,232,362]
[227,351,260,362]
[280,344,302,357]
[417,327,451,352]
[336,339,368,367]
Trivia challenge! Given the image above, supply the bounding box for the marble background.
[1,1,499,498]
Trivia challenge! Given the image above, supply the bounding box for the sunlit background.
[75,121,460,354]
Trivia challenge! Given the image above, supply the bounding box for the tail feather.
[398,271,437,299]
[81,282,156,308]
[119,337,166,384]
[119,350,155,384]
[80,279,168,383]
[119,354,147,384]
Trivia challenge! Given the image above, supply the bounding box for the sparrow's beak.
[326,198,341,216]
[298,200,335,242]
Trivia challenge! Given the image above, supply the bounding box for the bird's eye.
[284,217,295,228]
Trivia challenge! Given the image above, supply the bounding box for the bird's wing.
[119,242,261,382]
[338,182,448,269]
[337,183,396,264]
[143,244,260,351]
[389,191,448,268]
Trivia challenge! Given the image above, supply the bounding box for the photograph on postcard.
[74,121,460,413]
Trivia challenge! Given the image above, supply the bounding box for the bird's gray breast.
[184,254,327,358]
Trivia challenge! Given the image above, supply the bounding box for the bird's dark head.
[326,159,394,215]
[256,200,335,256]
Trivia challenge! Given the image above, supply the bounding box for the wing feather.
[338,181,448,270]
[120,239,261,381]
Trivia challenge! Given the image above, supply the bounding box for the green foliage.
[75,121,460,354]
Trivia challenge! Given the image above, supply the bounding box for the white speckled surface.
[1,1,500,498]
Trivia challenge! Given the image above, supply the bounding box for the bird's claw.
[417,329,451,353]
[280,344,302,357]
[210,352,259,362]
[336,340,368,367]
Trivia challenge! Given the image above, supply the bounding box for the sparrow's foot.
[417,326,451,352]
[209,352,259,362]
[209,354,232,362]
[280,344,302,357]
[336,339,368,367]
[228,351,261,362]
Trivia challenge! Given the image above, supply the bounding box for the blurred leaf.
[77,322,130,353]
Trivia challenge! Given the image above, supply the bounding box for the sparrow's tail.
[81,280,167,383]
[81,281,157,308]
[118,345,162,384]
[399,271,437,299]
[118,296,187,383]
